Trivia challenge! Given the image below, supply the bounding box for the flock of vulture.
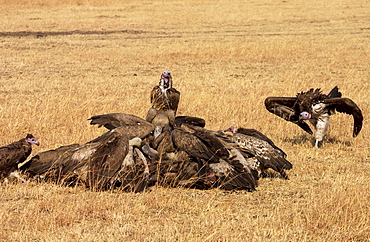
[0,70,363,192]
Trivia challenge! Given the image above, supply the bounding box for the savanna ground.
[1,0,369,241]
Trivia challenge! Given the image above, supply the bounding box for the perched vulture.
[265,86,363,148]
[0,134,40,183]
[150,70,180,113]
[221,126,292,179]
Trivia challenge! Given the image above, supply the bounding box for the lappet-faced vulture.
[150,70,180,114]
[265,86,363,148]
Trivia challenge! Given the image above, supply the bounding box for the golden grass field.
[1,0,369,240]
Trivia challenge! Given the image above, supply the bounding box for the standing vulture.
[150,70,180,113]
[265,86,363,148]
[0,134,40,183]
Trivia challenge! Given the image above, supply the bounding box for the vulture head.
[25,134,40,146]
[224,126,236,133]
[159,70,172,89]
[300,111,311,120]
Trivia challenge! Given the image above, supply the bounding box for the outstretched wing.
[89,113,152,130]
[265,96,313,135]
[323,97,363,137]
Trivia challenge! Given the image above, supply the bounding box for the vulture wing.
[209,159,257,191]
[230,133,292,179]
[236,127,286,156]
[89,113,153,131]
[174,116,206,128]
[327,86,342,98]
[87,130,129,191]
[265,96,313,135]
[19,143,80,179]
[171,129,220,164]
[167,88,180,112]
[323,97,363,137]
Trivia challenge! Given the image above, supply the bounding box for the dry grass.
[1,0,369,241]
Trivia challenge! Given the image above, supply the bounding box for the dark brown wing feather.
[265,96,313,135]
[20,143,80,178]
[180,124,229,159]
[89,113,153,131]
[174,116,206,128]
[171,129,220,164]
[323,97,363,137]
[209,160,257,191]
[87,129,129,191]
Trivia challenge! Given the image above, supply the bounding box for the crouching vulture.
[221,126,292,179]
[146,123,259,191]
[0,134,40,183]
[265,86,363,148]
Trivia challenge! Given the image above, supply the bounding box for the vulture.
[221,126,292,179]
[150,70,180,113]
[144,123,258,191]
[0,134,40,183]
[265,86,363,148]
[22,114,155,191]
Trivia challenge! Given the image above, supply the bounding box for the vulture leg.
[8,170,28,183]
[134,148,150,175]
[122,146,135,167]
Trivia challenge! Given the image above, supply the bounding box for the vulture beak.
[35,141,40,146]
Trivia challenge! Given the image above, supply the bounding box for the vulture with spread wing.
[0,134,40,183]
[150,70,180,113]
[265,86,363,148]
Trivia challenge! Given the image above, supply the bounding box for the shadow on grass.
[282,134,352,147]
